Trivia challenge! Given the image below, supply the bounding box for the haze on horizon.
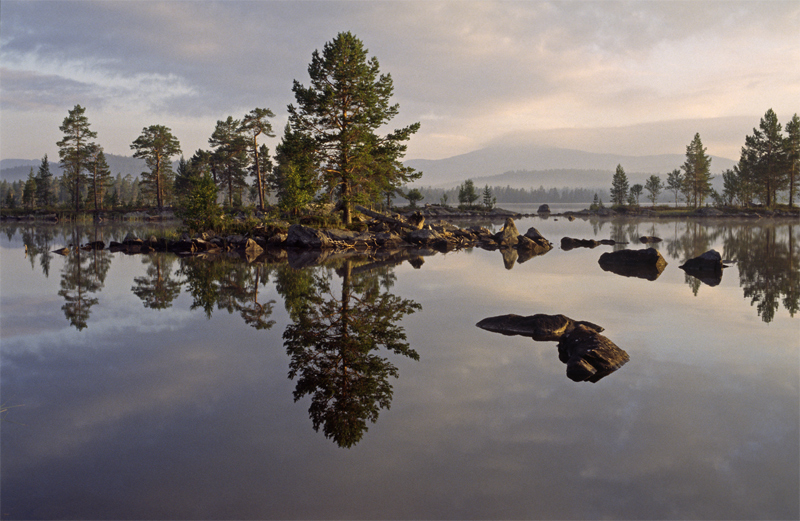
[1,0,798,165]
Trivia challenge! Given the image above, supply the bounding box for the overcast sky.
[1,0,798,163]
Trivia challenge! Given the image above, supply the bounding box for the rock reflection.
[278,259,421,448]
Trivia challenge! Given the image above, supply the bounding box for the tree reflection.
[177,255,276,329]
[665,221,724,295]
[132,253,182,309]
[723,224,799,323]
[57,230,112,330]
[279,259,421,448]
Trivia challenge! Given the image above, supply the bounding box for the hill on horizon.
[0,155,174,183]
[405,144,737,189]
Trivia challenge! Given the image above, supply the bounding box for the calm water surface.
[1,216,798,520]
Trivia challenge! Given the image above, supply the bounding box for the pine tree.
[22,168,37,209]
[682,133,713,208]
[288,32,420,223]
[35,154,55,208]
[86,145,112,211]
[740,109,785,208]
[57,105,97,211]
[784,113,799,208]
[274,123,320,215]
[482,185,496,210]
[240,108,276,210]
[209,116,248,207]
[610,164,629,206]
[131,125,182,211]
[458,179,479,207]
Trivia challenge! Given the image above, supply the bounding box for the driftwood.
[355,205,422,231]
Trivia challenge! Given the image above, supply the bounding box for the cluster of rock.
[476,313,630,382]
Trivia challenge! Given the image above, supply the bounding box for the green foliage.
[458,179,479,207]
[785,113,800,208]
[86,145,112,212]
[288,32,420,224]
[630,183,643,206]
[610,164,629,206]
[666,169,683,207]
[179,174,220,232]
[644,175,663,205]
[274,123,320,215]
[405,188,423,208]
[210,116,249,208]
[482,184,496,210]
[35,155,55,208]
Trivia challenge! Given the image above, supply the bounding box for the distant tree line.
[410,184,606,207]
[608,109,799,209]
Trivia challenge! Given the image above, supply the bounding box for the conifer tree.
[57,105,97,211]
[86,145,112,211]
[131,125,182,211]
[35,154,55,208]
[209,116,248,207]
[288,32,420,223]
[610,164,629,206]
[22,168,37,209]
[682,133,713,208]
[240,108,276,210]
[784,113,799,208]
[740,109,785,207]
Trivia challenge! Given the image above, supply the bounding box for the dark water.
[1,217,798,520]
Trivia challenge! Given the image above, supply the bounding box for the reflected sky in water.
[1,218,798,519]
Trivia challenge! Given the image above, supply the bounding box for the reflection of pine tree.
[132,253,182,309]
[57,239,107,330]
[724,224,799,322]
[282,260,421,448]
[177,256,276,329]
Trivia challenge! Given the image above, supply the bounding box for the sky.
[1,0,798,164]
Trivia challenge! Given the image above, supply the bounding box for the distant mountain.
[0,154,177,183]
[405,144,737,188]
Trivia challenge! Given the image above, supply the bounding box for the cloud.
[1,1,798,161]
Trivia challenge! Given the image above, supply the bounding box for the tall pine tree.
[57,105,97,211]
[288,32,420,223]
[610,164,629,206]
[740,109,786,208]
[131,125,182,211]
[682,133,713,208]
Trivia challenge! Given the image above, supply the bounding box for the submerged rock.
[639,236,662,243]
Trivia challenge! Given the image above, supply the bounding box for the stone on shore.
[476,313,603,341]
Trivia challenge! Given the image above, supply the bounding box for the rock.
[476,313,603,341]
[557,324,630,382]
[244,238,263,255]
[679,249,724,272]
[537,204,551,213]
[639,236,662,243]
[694,207,724,217]
[287,224,331,249]
[405,228,443,246]
[493,217,520,247]
[598,248,668,280]
[52,246,72,255]
[122,233,142,246]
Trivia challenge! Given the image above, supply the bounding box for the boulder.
[287,224,331,249]
[244,238,263,255]
[598,248,668,281]
[639,236,662,243]
[476,313,603,341]
[405,228,443,246]
[557,324,630,383]
[537,204,551,213]
[83,241,105,250]
[493,217,520,247]
[679,249,724,272]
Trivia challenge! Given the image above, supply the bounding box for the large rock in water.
[598,247,668,280]
[557,324,630,383]
[680,249,724,272]
[287,224,332,249]
[493,218,520,247]
[476,313,604,341]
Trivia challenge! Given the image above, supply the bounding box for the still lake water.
[1,216,798,520]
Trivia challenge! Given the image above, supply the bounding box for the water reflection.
[278,259,421,447]
[132,253,182,309]
[57,230,112,330]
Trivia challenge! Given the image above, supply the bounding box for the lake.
[1,215,798,520]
